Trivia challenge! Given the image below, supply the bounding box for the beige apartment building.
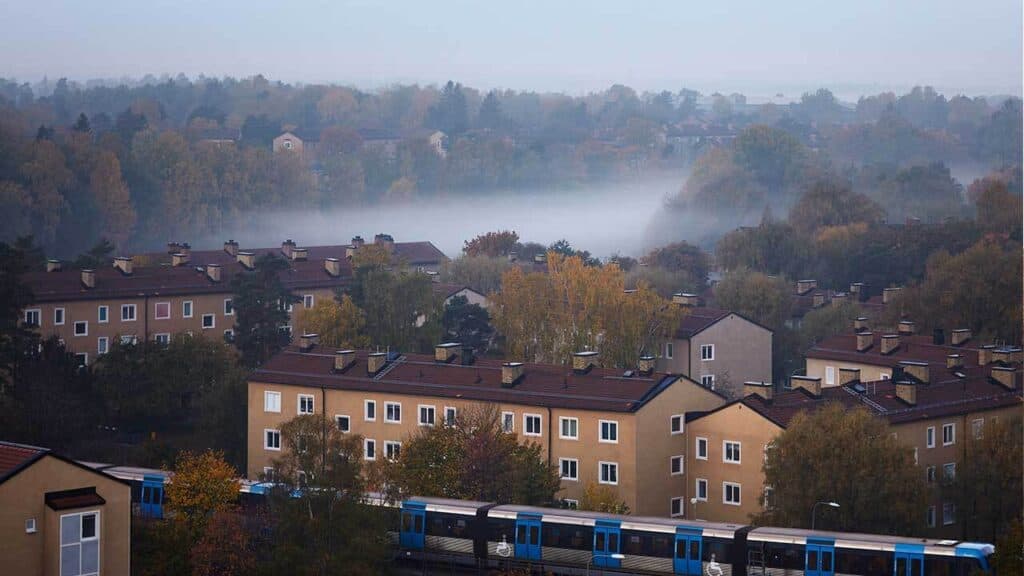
[0,440,131,576]
[247,343,727,517]
[20,235,448,363]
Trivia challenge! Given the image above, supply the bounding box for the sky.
[0,0,1020,99]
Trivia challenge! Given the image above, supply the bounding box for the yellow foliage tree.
[296,295,369,349]
[579,481,631,515]
[164,450,240,535]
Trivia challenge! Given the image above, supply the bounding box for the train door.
[674,526,703,575]
[140,475,164,518]
[515,513,542,561]
[806,538,835,576]
[894,544,924,576]
[400,502,426,549]
[593,520,622,569]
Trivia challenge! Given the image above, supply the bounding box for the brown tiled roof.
[672,307,770,339]
[252,346,705,413]
[0,441,47,482]
[807,333,981,370]
[45,487,106,510]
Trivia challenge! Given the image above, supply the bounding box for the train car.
[83,463,168,518]
[397,497,494,569]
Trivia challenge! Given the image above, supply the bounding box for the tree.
[441,255,511,295]
[478,91,504,129]
[858,162,964,223]
[970,176,1022,239]
[72,113,91,133]
[797,300,864,354]
[442,295,494,353]
[0,238,39,384]
[714,268,792,332]
[72,238,115,270]
[164,449,240,536]
[643,241,711,287]
[89,151,135,247]
[463,230,520,257]
[788,179,884,234]
[349,254,438,353]
[426,80,468,136]
[579,481,630,515]
[296,295,369,349]
[757,404,927,534]
[232,253,297,366]
[189,510,255,576]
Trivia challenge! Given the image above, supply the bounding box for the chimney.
[113,256,134,275]
[351,235,365,249]
[460,345,475,366]
[334,349,356,372]
[899,360,930,384]
[171,252,190,267]
[991,366,1019,390]
[951,329,972,347]
[81,269,96,289]
[991,348,1021,364]
[839,368,861,386]
[946,354,963,370]
[299,333,319,352]
[672,293,701,307]
[831,292,847,304]
[849,282,863,295]
[881,334,900,355]
[812,292,826,308]
[572,351,598,374]
[434,342,460,363]
[237,251,255,270]
[744,381,774,401]
[281,239,296,259]
[501,362,524,387]
[638,355,656,376]
[856,331,874,352]
[373,233,394,250]
[367,352,388,376]
[978,344,996,366]
[507,251,518,263]
[933,328,945,345]
[166,241,183,254]
[882,287,902,304]
[791,375,822,397]
[46,259,62,272]
[206,263,222,283]
[854,317,870,333]
[324,257,341,277]
[898,320,916,335]
[796,279,817,295]
[291,247,308,261]
[533,253,547,263]
[223,239,239,257]
[895,381,917,405]
[345,245,357,259]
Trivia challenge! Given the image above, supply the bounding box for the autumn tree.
[463,230,520,257]
[757,404,926,534]
[296,295,369,349]
[579,482,631,515]
[797,300,864,354]
[231,253,298,366]
[349,249,438,353]
[970,176,1022,239]
[165,449,240,536]
[788,179,884,235]
[441,255,511,294]
[189,510,255,576]
[89,151,135,247]
[643,241,711,286]
[713,268,792,331]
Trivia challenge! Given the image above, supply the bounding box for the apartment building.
[682,363,1022,535]
[0,440,131,576]
[656,293,773,394]
[247,342,727,517]
[19,235,448,363]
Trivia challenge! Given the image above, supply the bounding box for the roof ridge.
[0,440,50,452]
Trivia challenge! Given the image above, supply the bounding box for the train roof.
[748,526,993,556]
[404,496,495,514]
[488,504,744,539]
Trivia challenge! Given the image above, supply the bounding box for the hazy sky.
[1,0,1020,98]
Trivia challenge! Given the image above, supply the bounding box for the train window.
[704,539,733,565]
[897,557,907,576]
[530,525,539,545]
[414,515,423,533]
[911,558,921,575]
[677,540,686,558]
[653,535,672,558]
[518,524,527,544]
[822,551,833,571]
[690,540,699,560]
[809,549,819,570]
[402,513,413,532]
[925,557,953,576]
[764,543,804,570]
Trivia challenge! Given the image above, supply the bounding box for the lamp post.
[811,501,840,530]
[586,553,626,576]
[690,497,699,520]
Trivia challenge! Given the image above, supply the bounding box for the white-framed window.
[942,423,955,446]
[599,461,619,485]
[724,441,741,463]
[599,420,618,443]
[524,414,542,436]
[96,337,108,355]
[202,314,215,329]
[825,365,836,386]
[502,411,514,433]
[60,510,100,576]
[701,374,715,388]
[25,517,37,533]
[696,437,708,460]
[444,406,457,426]
[154,333,170,345]
[97,306,108,324]
[700,343,714,361]
[563,499,580,509]
[385,402,401,423]
[264,429,281,450]
[671,497,684,517]
[75,353,88,367]
[364,400,376,421]
[154,301,170,320]
[926,426,935,448]
[283,139,293,150]
[943,501,956,525]
[560,417,579,439]
[670,455,684,475]
[25,308,41,326]
[972,418,984,440]
[364,438,376,460]
[298,394,315,414]
[670,414,684,435]
[926,465,936,483]
[385,441,401,461]
[74,321,88,336]
[723,482,741,505]
[418,405,436,426]
[303,294,314,309]
[120,335,137,345]
[121,304,136,322]
[54,307,65,325]
[223,329,234,342]
[665,342,674,359]
[927,506,936,528]
[264,391,281,412]
[182,301,193,318]
[695,478,708,501]
[764,486,774,509]
[223,298,234,316]
[881,373,891,380]
[335,415,350,433]
[559,458,579,481]
[943,462,956,481]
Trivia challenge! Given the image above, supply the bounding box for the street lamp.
[811,501,840,530]
[690,497,700,520]
[586,553,626,576]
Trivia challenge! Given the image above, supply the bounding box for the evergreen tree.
[72,113,92,133]
[231,253,297,366]
[426,80,468,135]
[478,90,503,129]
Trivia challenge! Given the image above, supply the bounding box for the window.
[121,304,136,321]
[120,335,137,345]
[75,353,88,367]
[223,298,234,316]
[264,391,281,412]
[599,420,618,443]
[418,405,436,426]
[364,400,376,421]
[283,139,293,150]
[97,306,108,324]
[74,321,88,336]
[96,337,108,355]
[942,423,955,446]
[262,467,276,482]
[665,342,674,359]
[182,301,193,318]
[926,465,936,483]
[385,402,401,423]
[53,307,66,325]
[927,506,936,528]
[670,455,684,475]
[364,439,376,460]
[926,426,935,448]
[764,486,774,509]
[943,463,956,481]
[25,517,37,533]
[670,415,684,434]
[154,301,170,319]
[599,461,619,485]
[60,511,100,576]
[943,501,956,525]
[559,458,578,481]
[264,429,281,450]
[524,414,542,436]
[202,314,215,329]
[701,374,715,388]
[723,482,741,505]
[502,411,514,433]
[154,333,170,345]
[223,329,234,342]
[444,406,457,426]
[700,343,714,361]
[913,447,918,465]
[724,441,741,463]
[385,441,401,461]
[303,294,314,309]
[336,415,350,433]
[695,478,708,501]
[562,499,579,509]
[671,497,684,517]
[696,437,708,460]
[298,394,314,414]
[972,418,984,440]
[560,417,579,439]
[25,309,40,326]
[825,366,835,386]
